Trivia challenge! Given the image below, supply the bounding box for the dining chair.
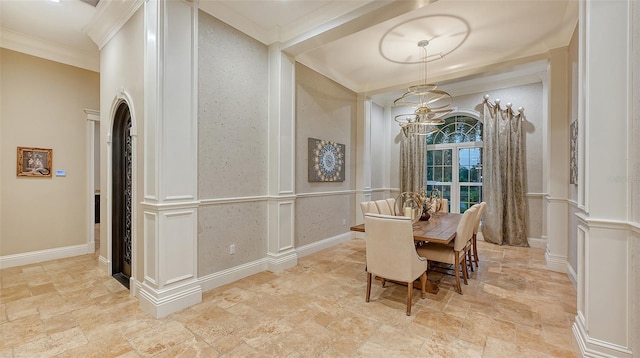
[360,201,380,215]
[364,213,428,315]
[374,199,394,215]
[385,198,397,215]
[416,206,477,294]
[470,201,487,268]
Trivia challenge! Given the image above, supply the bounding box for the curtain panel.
[482,97,529,246]
[400,133,426,195]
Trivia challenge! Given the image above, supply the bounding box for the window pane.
[434,150,443,165]
[443,150,452,165]
[460,186,468,202]
[443,166,452,182]
[433,167,443,182]
[426,167,433,181]
[469,186,481,204]
[459,167,469,182]
[460,202,469,213]
[470,167,480,182]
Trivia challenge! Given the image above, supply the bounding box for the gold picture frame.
[17,147,52,177]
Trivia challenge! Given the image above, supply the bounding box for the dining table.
[350,212,462,245]
[350,212,462,294]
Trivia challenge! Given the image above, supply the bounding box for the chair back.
[385,198,397,215]
[472,202,487,235]
[360,201,379,215]
[364,213,426,282]
[453,206,478,252]
[374,200,393,215]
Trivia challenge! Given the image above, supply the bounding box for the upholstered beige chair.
[374,199,394,215]
[364,213,428,315]
[385,198,397,215]
[416,205,477,294]
[360,201,379,216]
[438,198,449,213]
[470,202,487,268]
[427,198,449,213]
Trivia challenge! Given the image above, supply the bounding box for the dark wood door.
[112,103,132,288]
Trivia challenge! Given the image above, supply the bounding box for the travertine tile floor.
[1,239,578,357]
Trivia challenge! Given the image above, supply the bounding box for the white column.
[138,0,201,318]
[266,44,297,271]
[545,48,570,272]
[355,94,372,227]
[573,0,634,356]
[84,109,100,256]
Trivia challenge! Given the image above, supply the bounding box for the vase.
[420,211,431,221]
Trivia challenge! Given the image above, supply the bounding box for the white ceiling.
[0,0,578,102]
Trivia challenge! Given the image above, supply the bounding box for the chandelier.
[394,40,453,136]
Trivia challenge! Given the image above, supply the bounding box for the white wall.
[98,7,145,276]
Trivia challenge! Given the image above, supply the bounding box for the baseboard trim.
[527,237,547,249]
[296,232,353,258]
[545,246,567,273]
[198,258,268,293]
[0,243,94,269]
[137,279,202,319]
[573,314,633,357]
[567,262,577,289]
[98,255,110,274]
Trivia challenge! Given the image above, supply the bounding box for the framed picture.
[308,138,345,182]
[569,119,578,184]
[17,147,52,177]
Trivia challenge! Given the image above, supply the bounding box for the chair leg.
[366,272,372,302]
[467,249,474,272]
[406,281,413,316]
[454,255,462,294]
[419,271,427,299]
[462,254,469,285]
[473,234,479,266]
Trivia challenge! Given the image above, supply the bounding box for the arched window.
[425,114,483,213]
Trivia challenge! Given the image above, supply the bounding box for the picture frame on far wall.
[17,147,52,177]
[308,138,345,182]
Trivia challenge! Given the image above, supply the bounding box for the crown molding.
[198,0,383,46]
[0,28,99,72]
[84,0,144,50]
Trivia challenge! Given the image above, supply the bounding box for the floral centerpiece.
[418,188,442,220]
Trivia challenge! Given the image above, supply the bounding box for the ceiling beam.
[281,0,435,57]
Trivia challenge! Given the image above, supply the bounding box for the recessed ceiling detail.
[80,0,100,7]
[379,15,469,65]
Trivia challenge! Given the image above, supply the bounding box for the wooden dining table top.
[350,212,462,245]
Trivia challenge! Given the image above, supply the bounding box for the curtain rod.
[483,94,525,116]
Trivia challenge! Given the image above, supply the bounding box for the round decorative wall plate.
[308,138,345,182]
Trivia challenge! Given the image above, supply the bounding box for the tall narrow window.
[425,115,483,213]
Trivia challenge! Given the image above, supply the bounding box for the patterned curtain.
[400,131,426,195]
[482,97,528,246]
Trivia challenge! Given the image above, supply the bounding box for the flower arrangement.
[418,187,442,214]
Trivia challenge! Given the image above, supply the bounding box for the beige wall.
[197,11,269,275]
[0,49,99,255]
[295,63,357,247]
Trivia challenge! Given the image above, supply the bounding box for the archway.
[111,102,132,288]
